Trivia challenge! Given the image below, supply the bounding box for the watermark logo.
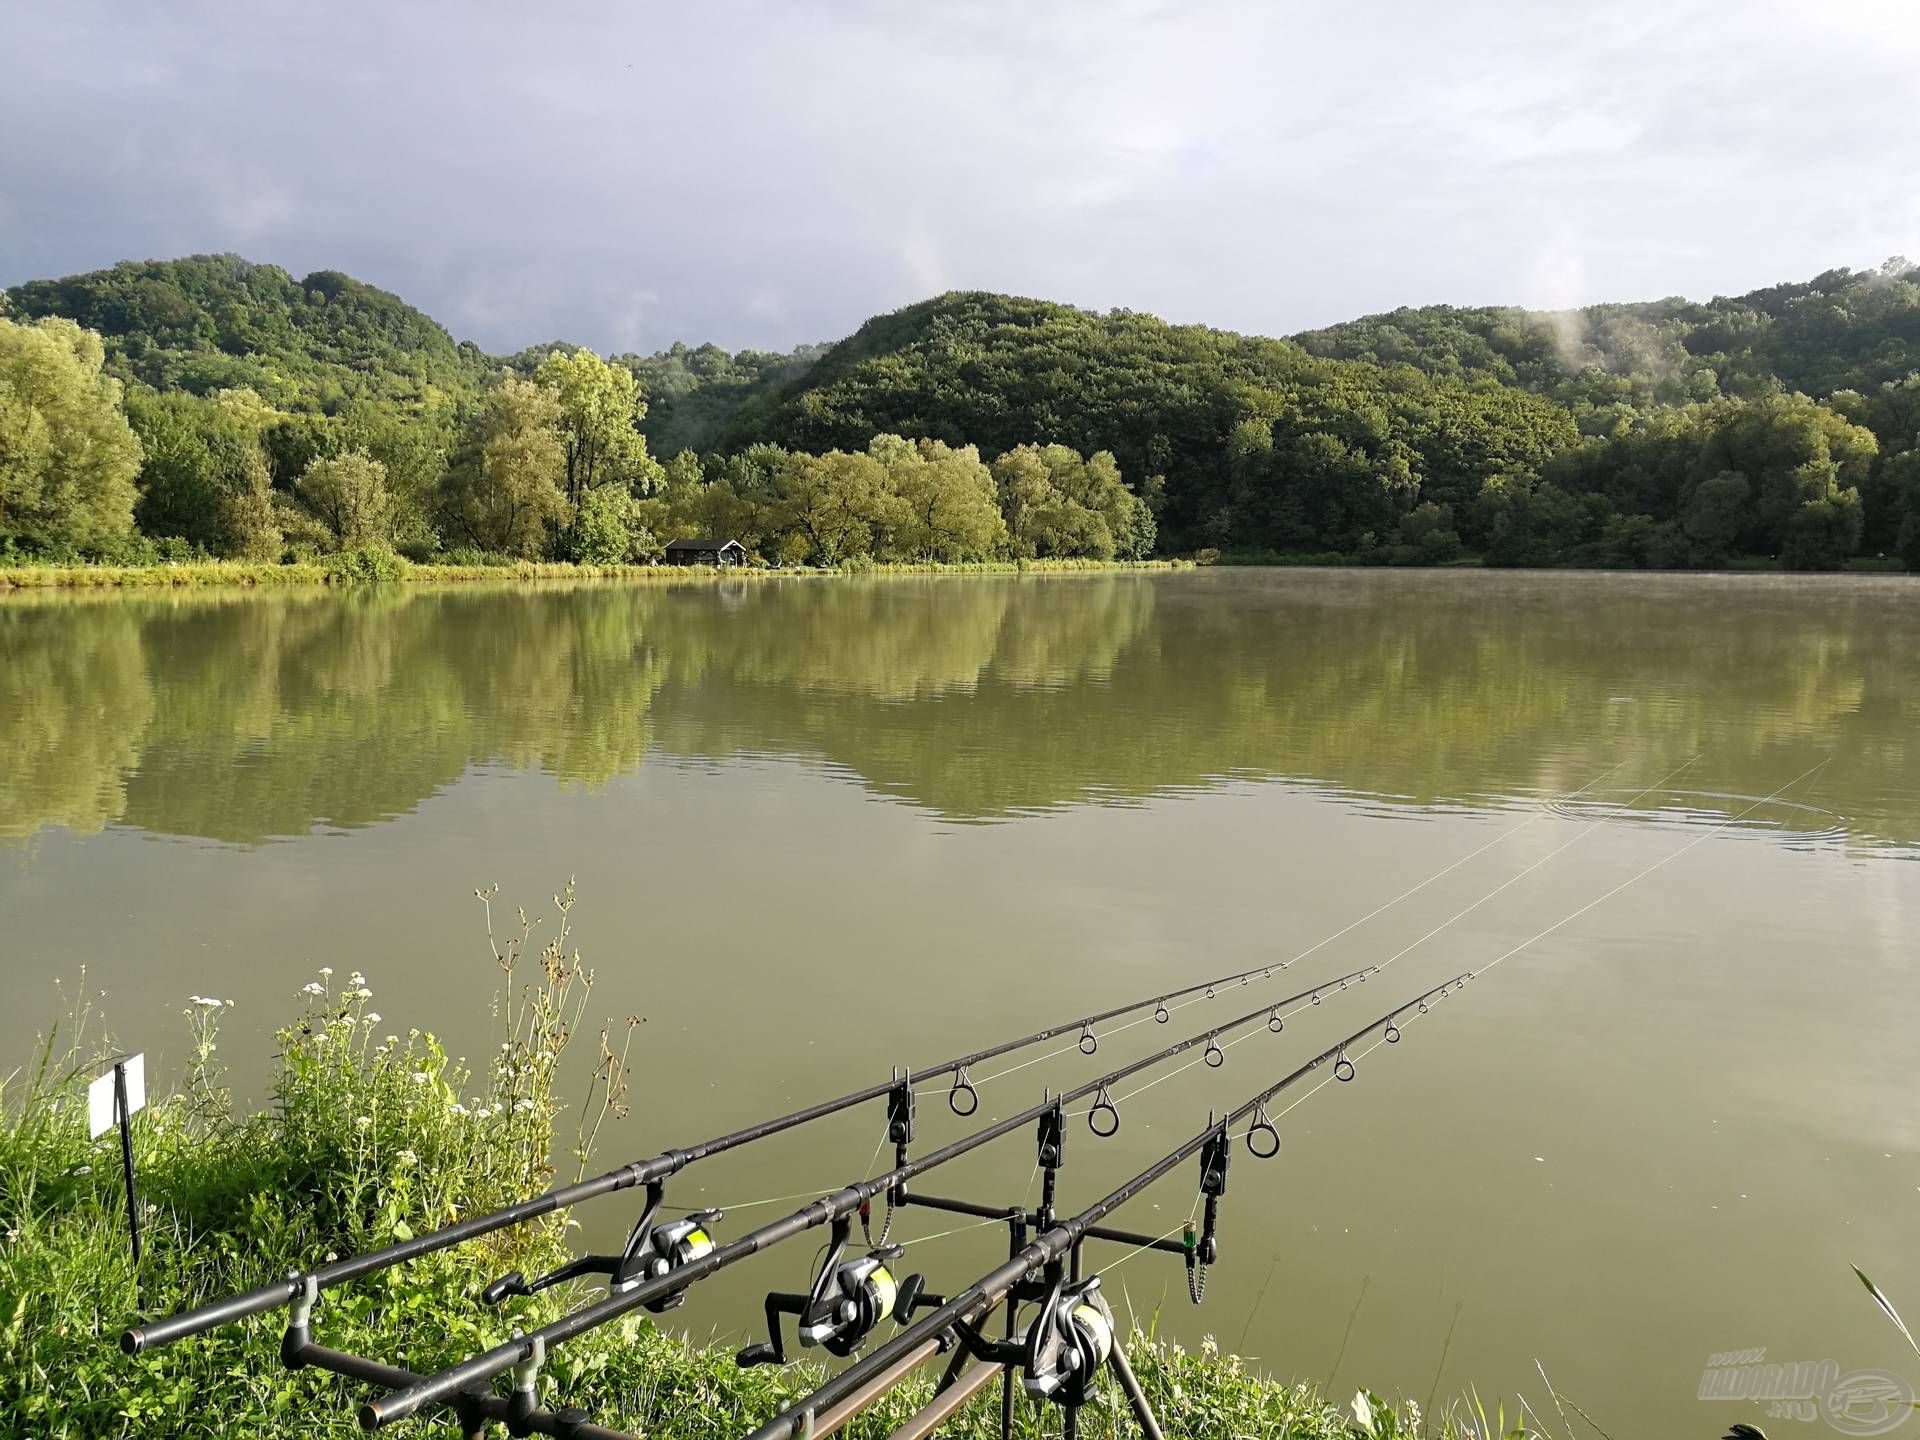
[1699,1349,1914,1436]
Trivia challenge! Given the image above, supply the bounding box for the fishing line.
[1071,982,1344,1114]
[661,1186,837,1214]
[1363,754,1701,984]
[910,758,1633,1102]
[1224,761,1830,1146]
[1469,757,1833,985]
[1270,757,1631,973]
[1088,1221,1191,1282]
[923,975,1268,1096]
[895,1213,1017,1249]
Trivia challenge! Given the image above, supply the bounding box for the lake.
[4,568,1917,1435]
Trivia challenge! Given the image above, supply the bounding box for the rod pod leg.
[1108,1337,1165,1440]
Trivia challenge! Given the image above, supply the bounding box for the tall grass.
[0,893,1524,1440]
[0,557,1193,591]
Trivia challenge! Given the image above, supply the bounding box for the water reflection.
[3,570,1917,849]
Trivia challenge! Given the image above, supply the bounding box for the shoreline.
[0,556,1195,592]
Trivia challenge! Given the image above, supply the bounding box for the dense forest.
[4,252,1919,571]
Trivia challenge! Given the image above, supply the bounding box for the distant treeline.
[4,253,1919,571]
[0,318,1149,567]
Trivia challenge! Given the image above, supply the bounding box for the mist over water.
[3,568,1916,1432]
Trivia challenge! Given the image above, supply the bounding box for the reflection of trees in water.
[1,573,1916,846]
[0,601,155,838]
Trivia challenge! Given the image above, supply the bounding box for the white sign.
[88,1053,145,1139]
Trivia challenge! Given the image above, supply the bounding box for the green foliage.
[719,291,1577,557]
[532,347,663,506]
[439,376,570,558]
[624,340,828,455]
[9,254,1920,571]
[571,484,657,565]
[319,546,408,584]
[0,316,144,552]
[1902,467,1920,572]
[1296,257,1920,420]
[296,451,394,553]
[4,255,489,414]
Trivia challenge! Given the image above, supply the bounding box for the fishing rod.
[357,966,1380,1431]
[740,973,1473,1440]
[124,759,1631,1362]
[123,951,1315,1357]
[736,762,1837,1440]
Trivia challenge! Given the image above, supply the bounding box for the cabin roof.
[663,537,744,551]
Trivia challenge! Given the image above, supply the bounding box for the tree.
[1397,501,1463,562]
[0,315,142,550]
[989,444,1150,560]
[128,388,284,554]
[440,377,570,558]
[1682,471,1751,565]
[295,450,393,551]
[1781,489,1863,570]
[218,450,283,560]
[872,435,1006,561]
[774,449,892,564]
[1900,467,1920,571]
[572,483,656,564]
[533,347,662,506]
[1695,393,1876,557]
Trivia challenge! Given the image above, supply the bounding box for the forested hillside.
[4,253,1919,572]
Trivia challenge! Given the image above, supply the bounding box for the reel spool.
[738,1219,933,1368]
[799,1248,902,1357]
[481,1181,721,1316]
[615,1214,718,1312]
[1023,1277,1116,1409]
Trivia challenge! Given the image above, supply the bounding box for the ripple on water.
[1545,787,1852,845]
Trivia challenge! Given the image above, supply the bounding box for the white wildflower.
[353,987,373,1001]
[395,1149,418,1166]
[354,1115,372,1130]
[365,1013,381,1025]
[449,1103,468,1116]
[319,966,333,976]
[410,1071,430,1085]
[302,982,325,996]
[514,1098,535,1113]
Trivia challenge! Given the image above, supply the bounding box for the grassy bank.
[0,897,1520,1440]
[0,556,1194,592]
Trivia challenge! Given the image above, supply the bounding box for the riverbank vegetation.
[0,894,1521,1439]
[0,555,1185,592]
[5,253,1919,575]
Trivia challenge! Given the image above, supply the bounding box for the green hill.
[6,254,1919,570]
[4,254,492,414]
[1292,259,1920,428]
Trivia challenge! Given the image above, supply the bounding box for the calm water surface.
[4,569,1917,1435]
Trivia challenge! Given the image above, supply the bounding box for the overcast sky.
[3,1,1916,357]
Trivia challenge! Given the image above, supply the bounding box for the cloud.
[0,0,1913,354]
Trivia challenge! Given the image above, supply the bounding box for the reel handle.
[480,1271,527,1306]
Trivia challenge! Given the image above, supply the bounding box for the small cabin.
[663,537,747,567]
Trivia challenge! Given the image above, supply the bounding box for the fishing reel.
[482,1180,720,1315]
[737,1216,940,1366]
[1022,1276,1116,1408]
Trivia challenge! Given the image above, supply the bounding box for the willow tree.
[440,376,569,557]
[0,315,143,549]
[533,347,662,507]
